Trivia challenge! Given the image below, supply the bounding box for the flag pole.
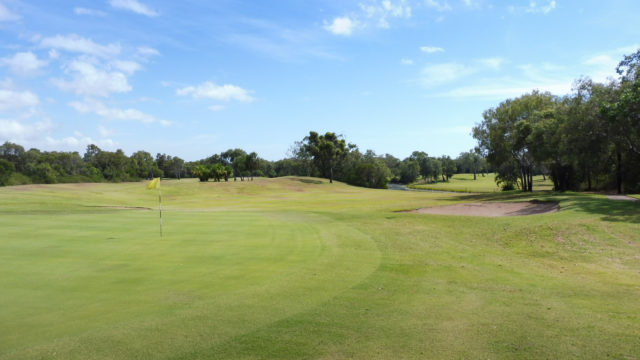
[146,177,162,238]
[158,186,163,237]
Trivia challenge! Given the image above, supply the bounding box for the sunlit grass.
[1,177,639,359]
[409,173,554,192]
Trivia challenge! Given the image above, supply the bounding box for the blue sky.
[1,0,638,161]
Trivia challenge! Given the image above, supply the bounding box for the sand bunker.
[409,201,559,217]
[605,195,639,201]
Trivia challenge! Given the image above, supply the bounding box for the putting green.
[1,178,639,359]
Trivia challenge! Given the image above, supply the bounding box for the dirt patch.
[605,195,639,201]
[407,201,559,217]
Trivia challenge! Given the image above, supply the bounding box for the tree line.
[473,49,640,193]
[0,132,487,189]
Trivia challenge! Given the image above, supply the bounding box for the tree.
[473,91,556,191]
[440,155,457,181]
[289,141,313,177]
[245,152,259,181]
[303,131,347,183]
[0,159,15,185]
[399,160,420,184]
[191,165,210,182]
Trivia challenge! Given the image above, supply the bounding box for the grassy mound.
[1,177,639,359]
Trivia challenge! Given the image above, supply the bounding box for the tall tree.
[303,131,347,183]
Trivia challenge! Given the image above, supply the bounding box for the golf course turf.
[1,177,639,359]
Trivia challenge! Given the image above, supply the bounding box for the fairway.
[1,178,640,359]
[409,173,554,193]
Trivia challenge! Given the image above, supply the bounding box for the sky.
[0,0,639,161]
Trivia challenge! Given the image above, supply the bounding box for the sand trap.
[605,195,639,201]
[408,201,559,217]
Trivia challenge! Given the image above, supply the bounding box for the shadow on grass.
[449,191,640,223]
[288,177,324,185]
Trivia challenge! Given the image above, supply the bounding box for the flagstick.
[158,187,163,238]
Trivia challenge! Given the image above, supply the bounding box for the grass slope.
[409,173,554,193]
[1,177,639,359]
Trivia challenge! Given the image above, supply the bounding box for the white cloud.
[176,81,254,103]
[420,46,445,54]
[324,17,357,36]
[1,52,47,75]
[477,57,505,70]
[582,45,640,82]
[136,46,160,57]
[0,89,39,111]
[112,60,141,75]
[0,119,54,142]
[439,82,572,99]
[510,1,556,14]
[425,0,452,12]
[359,0,412,28]
[98,125,113,137]
[208,105,225,112]
[420,62,476,86]
[52,60,131,97]
[46,134,115,149]
[40,34,121,58]
[73,7,107,16]
[69,98,170,126]
[400,58,414,65]
[48,49,60,59]
[109,0,158,17]
[0,3,19,21]
[526,1,556,14]
[462,0,481,9]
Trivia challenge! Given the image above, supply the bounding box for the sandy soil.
[605,195,639,201]
[408,201,559,217]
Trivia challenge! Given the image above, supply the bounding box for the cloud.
[359,0,412,28]
[98,125,113,137]
[112,60,142,75]
[425,0,452,12]
[509,1,557,15]
[324,0,412,35]
[136,46,160,58]
[437,82,572,99]
[0,3,19,21]
[582,45,640,82]
[324,16,357,36]
[69,98,170,126]
[1,52,47,75]
[462,0,481,9]
[420,62,476,87]
[52,60,131,97]
[477,57,505,70]
[73,7,107,17]
[525,1,556,14]
[208,105,225,112]
[0,118,54,142]
[400,58,414,65]
[40,34,121,58]
[420,46,444,54]
[109,0,158,17]
[0,89,39,111]
[45,132,115,149]
[176,81,254,102]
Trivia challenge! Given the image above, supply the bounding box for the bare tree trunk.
[329,167,333,183]
[617,150,623,194]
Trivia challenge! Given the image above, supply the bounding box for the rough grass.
[409,173,554,193]
[1,177,639,359]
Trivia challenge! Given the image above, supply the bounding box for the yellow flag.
[147,177,160,190]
